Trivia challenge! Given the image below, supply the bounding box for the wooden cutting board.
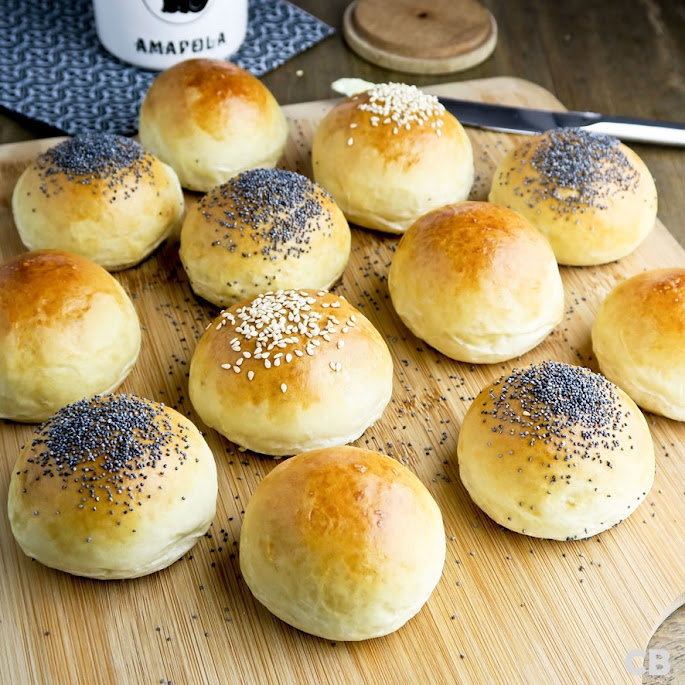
[0,77,683,685]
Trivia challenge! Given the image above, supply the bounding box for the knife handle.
[583,120,685,147]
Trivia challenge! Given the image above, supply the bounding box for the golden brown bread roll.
[488,128,657,265]
[189,289,393,456]
[457,361,655,540]
[388,201,564,363]
[239,446,445,640]
[312,82,474,233]
[179,168,351,307]
[8,394,217,579]
[12,134,183,271]
[0,250,141,423]
[592,268,685,420]
[138,58,288,192]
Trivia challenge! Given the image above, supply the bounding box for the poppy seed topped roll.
[180,168,350,307]
[8,394,218,579]
[12,134,184,271]
[457,361,655,540]
[489,128,657,265]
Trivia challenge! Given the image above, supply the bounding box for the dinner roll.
[0,250,141,423]
[139,59,288,192]
[239,446,445,640]
[189,289,393,456]
[592,268,685,420]
[489,128,657,265]
[312,82,473,233]
[8,394,217,579]
[457,361,655,540]
[179,168,350,307]
[388,201,564,363]
[12,133,183,270]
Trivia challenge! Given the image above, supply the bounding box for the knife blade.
[437,97,685,147]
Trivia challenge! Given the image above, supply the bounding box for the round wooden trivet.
[343,0,498,74]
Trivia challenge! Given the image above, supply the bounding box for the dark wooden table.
[0,1,682,682]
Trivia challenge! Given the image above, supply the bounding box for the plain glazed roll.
[0,250,141,423]
[592,268,685,421]
[457,361,655,540]
[179,168,351,307]
[239,446,445,640]
[312,82,474,234]
[488,128,657,265]
[12,134,184,270]
[8,394,217,579]
[189,289,393,456]
[388,201,564,363]
[138,59,288,192]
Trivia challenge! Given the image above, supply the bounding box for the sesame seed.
[357,83,445,135]
[280,383,287,393]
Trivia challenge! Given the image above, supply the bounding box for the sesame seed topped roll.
[8,394,218,579]
[457,361,655,540]
[489,128,657,265]
[189,289,393,456]
[312,82,474,234]
[12,134,184,271]
[179,168,351,307]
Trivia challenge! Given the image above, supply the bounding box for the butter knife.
[437,97,685,147]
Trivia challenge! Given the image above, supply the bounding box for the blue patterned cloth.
[0,0,333,135]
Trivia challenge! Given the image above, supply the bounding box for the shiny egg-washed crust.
[592,268,685,420]
[312,89,474,234]
[239,446,445,640]
[8,396,217,579]
[138,59,288,192]
[179,172,351,307]
[488,131,657,265]
[457,363,655,540]
[12,144,183,271]
[189,291,393,456]
[388,201,564,363]
[0,250,141,423]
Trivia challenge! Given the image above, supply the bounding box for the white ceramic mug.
[92,0,248,71]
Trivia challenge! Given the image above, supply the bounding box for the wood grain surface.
[343,0,497,73]
[0,77,683,685]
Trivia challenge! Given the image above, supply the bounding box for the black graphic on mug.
[162,0,209,13]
